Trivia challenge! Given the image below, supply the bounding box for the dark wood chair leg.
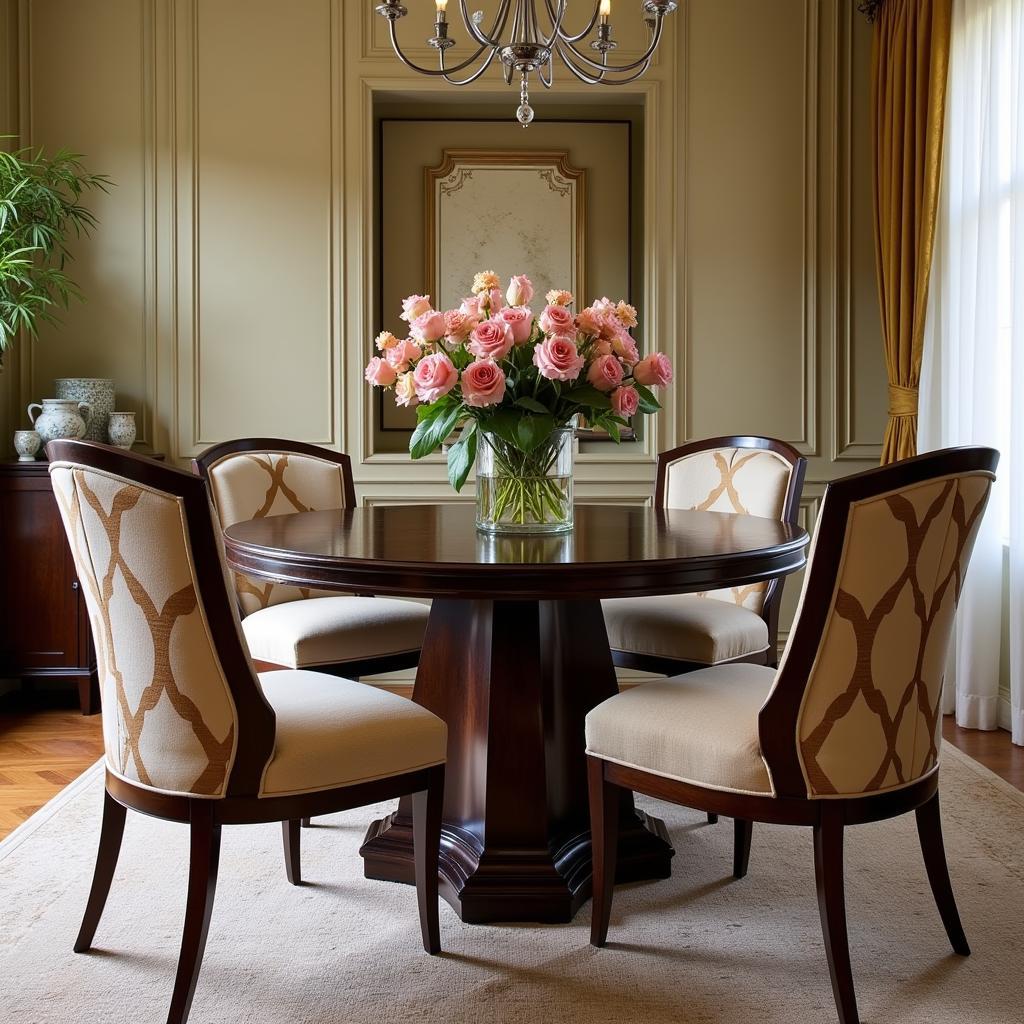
[300,818,312,828]
[588,756,620,947]
[915,792,970,955]
[733,818,753,879]
[282,820,301,885]
[167,803,221,1024]
[74,789,127,953]
[707,812,719,824]
[813,805,859,1024]
[412,765,444,954]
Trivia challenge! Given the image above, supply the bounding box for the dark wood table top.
[224,503,809,601]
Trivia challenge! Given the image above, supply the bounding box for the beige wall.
[3,0,886,647]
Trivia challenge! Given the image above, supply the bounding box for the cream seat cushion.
[241,595,429,669]
[602,594,770,665]
[259,670,446,797]
[585,664,776,795]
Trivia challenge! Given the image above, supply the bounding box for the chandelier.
[374,1,679,126]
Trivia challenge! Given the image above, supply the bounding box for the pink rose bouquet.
[365,274,672,518]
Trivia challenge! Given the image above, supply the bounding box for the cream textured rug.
[1,744,1023,1024]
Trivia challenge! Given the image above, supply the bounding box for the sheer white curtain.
[920,0,1024,743]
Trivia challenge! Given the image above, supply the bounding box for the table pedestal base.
[359,598,674,923]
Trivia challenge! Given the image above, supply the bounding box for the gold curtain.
[871,0,952,464]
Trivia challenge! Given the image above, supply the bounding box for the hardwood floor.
[0,688,1021,842]
[0,688,104,839]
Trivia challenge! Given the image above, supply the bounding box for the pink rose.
[587,353,624,393]
[610,385,640,418]
[461,359,507,408]
[410,309,447,344]
[540,303,576,336]
[610,328,639,367]
[506,274,534,307]
[497,305,534,345]
[533,336,585,382]
[633,352,674,388]
[574,307,603,336]
[400,294,432,323]
[467,319,514,361]
[591,338,613,357]
[394,371,418,408]
[364,356,397,387]
[385,338,421,373]
[413,352,458,403]
[444,309,479,345]
[459,295,481,317]
[481,287,504,315]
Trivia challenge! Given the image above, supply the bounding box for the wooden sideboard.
[0,453,164,715]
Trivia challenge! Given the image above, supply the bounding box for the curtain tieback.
[888,384,919,417]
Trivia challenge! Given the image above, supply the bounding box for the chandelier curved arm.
[543,0,601,44]
[386,19,492,76]
[538,0,569,47]
[556,15,665,76]
[439,43,503,86]
[555,39,655,86]
[459,0,514,49]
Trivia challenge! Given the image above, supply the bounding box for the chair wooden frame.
[611,434,807,676]
[48,440,444,1024]
[193,437,423,680]
[589,446,999,1024]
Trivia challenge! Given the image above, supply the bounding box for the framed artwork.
[424,149,586,314]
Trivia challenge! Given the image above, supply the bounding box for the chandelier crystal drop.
[374,1,679,126]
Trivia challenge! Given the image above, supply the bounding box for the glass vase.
[475,426,575,534]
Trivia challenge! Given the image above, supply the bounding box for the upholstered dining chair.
[193,437,430,680]
[47,440,446,1024]
[586,446,998,1024]
[603,435,807,676]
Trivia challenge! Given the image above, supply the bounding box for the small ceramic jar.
[13,429,42,462]
[107,411,137,450]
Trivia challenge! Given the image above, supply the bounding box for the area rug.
[1,744,1022,1024]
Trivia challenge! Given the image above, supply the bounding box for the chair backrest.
[48,441,275,800]
[655,436,806,614]
[193,439,356,615]
[760,446,998,800]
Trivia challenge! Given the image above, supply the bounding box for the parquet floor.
[0,689,104,838]
[0,688,1022,842]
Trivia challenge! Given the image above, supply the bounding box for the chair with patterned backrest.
[47,440,446,1024]
[193,438,430,679]
[586,446,998,1024]
[604,435,807,677]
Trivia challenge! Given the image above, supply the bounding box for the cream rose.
[400,294,432,323]
[506,274,534,307]
[394,371,418,408]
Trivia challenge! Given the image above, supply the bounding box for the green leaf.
[564,385,612,410]
[409,402,462,459]
[446,420,478,492]
[479,408,521,447]
[415,396,453,423]
[632,382,661,414]
[514,396,550,415]
[515,413,557,453]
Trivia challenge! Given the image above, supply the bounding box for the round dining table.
[224,503,808,924]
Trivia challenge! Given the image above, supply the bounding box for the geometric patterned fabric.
[204,452,350,615]
[662,447,797,612]
[50,464,238,797]
[793,472,993,797]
